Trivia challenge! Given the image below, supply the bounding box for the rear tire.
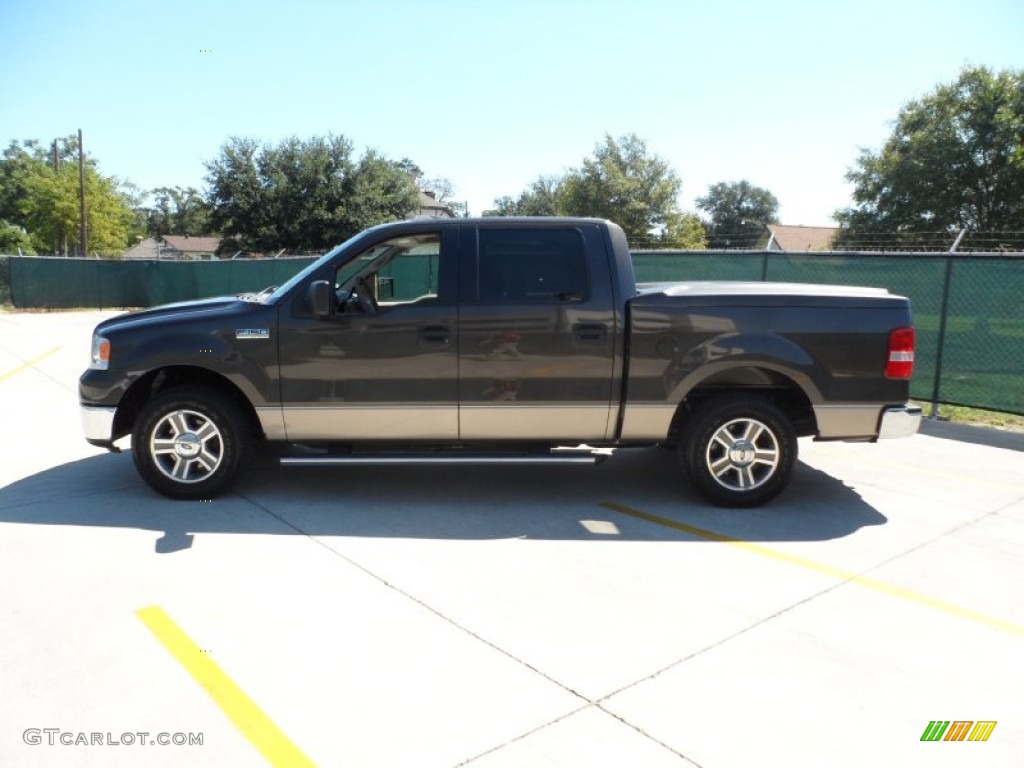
[132,387,251,500]
[678,395,797,507]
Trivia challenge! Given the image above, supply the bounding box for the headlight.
[90,335,110,370]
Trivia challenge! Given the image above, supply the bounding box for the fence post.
[95,258,104,311]
[929,255,954,419]
[761,250,769,281]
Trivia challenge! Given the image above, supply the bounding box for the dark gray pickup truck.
[80,217,920,506]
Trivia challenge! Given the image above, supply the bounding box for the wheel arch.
[113,366,263,442]
[667,364,819,444]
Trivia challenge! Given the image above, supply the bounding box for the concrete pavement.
[1,310,1021,767]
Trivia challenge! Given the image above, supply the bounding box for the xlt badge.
[235,328,270,339]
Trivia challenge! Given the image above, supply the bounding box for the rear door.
[457,223,617,441]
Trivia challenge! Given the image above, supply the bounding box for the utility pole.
[78,129,88,257]
[52,140,61,254]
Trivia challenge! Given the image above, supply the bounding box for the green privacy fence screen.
[6,256,319,310]
[5,251,1023,415]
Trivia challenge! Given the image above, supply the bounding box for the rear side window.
[477,229,587,303]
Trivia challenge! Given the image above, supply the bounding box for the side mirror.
[307,280,332,317]
[378,276,395,301]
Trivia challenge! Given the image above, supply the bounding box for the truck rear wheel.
[679,395,797,507]
[132,387,251,500]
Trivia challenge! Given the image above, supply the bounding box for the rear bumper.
[878,403,922,439]
[81,404,117,447]
[814,402,922,440]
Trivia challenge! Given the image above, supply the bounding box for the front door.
[278,229,458,440]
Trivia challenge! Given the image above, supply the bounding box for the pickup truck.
[80,217,921,507]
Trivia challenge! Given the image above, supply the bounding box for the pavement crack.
[234,491,590,700]
[454,704,590,766]
[594,703,705,767]
[595,576,842,705]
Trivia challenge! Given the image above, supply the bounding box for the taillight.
[885,327,915,379]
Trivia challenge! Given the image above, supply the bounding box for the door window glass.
[335,233,440,309]
[477,229,587,303]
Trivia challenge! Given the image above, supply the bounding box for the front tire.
[132,387,251,500]
[679,395,797,507]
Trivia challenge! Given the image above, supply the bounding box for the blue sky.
[2,0,1021,226]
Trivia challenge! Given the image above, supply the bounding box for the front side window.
[477,229,587,303]
[334,232,441,312]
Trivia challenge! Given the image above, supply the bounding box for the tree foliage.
[485,134,685,242]
[836,66,1024,239]
[660,213,708,249]
[696,180,779,249]
[145,186,211,237]
[0,137,137,255]
[560,134,682,239]
[0,220,34,254]
[205,135,420,252]
[485,176,563,217]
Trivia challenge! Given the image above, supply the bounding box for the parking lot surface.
[1,310,1022,767]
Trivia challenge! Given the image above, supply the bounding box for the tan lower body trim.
[458,405,612,441]
[281,406,458,441]
[619,404,677,441]
[813,404,883,439]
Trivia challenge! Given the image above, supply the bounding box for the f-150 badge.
[235,328,270,339]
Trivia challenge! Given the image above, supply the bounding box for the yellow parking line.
[136,606,315,767]
[0,346,61,382]
[600,502,1024,637]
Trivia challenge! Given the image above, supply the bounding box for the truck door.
[278,228,459,440]
[457,224,617,441]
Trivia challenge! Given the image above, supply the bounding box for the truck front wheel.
[679,395,797,507]
[132,387,251,500]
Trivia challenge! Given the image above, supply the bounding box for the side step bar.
[281,449,610,467]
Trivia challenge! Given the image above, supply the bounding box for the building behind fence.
[1,250,1021,416]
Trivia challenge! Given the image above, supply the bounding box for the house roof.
[161,235,222,253]
[766,225,838,252]
[416,191,455,218]
[122,237,161,260]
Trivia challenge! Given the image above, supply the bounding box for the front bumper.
[878,403,922,439]
[81,404,117,448]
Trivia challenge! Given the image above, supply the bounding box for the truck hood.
[95,296,248,334]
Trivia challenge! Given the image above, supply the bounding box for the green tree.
[560,134,682,240]
[0,137,137,256]
[836,66,1024,241]
[660,213,708,249]
[484,176,563,217]
[146,186,211,237]
[486,135,683,240]
[0,220,34,254]
[696,180,779,249]
[205,135,420,251]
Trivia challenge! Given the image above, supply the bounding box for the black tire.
[132,387,252,500]
[678,395,797,507]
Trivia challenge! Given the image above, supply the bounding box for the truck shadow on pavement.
[0,446,886,553]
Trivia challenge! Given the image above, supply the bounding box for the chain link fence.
[3,250,1022,415]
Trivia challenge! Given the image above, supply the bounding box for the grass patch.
[914,401,1024,431]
